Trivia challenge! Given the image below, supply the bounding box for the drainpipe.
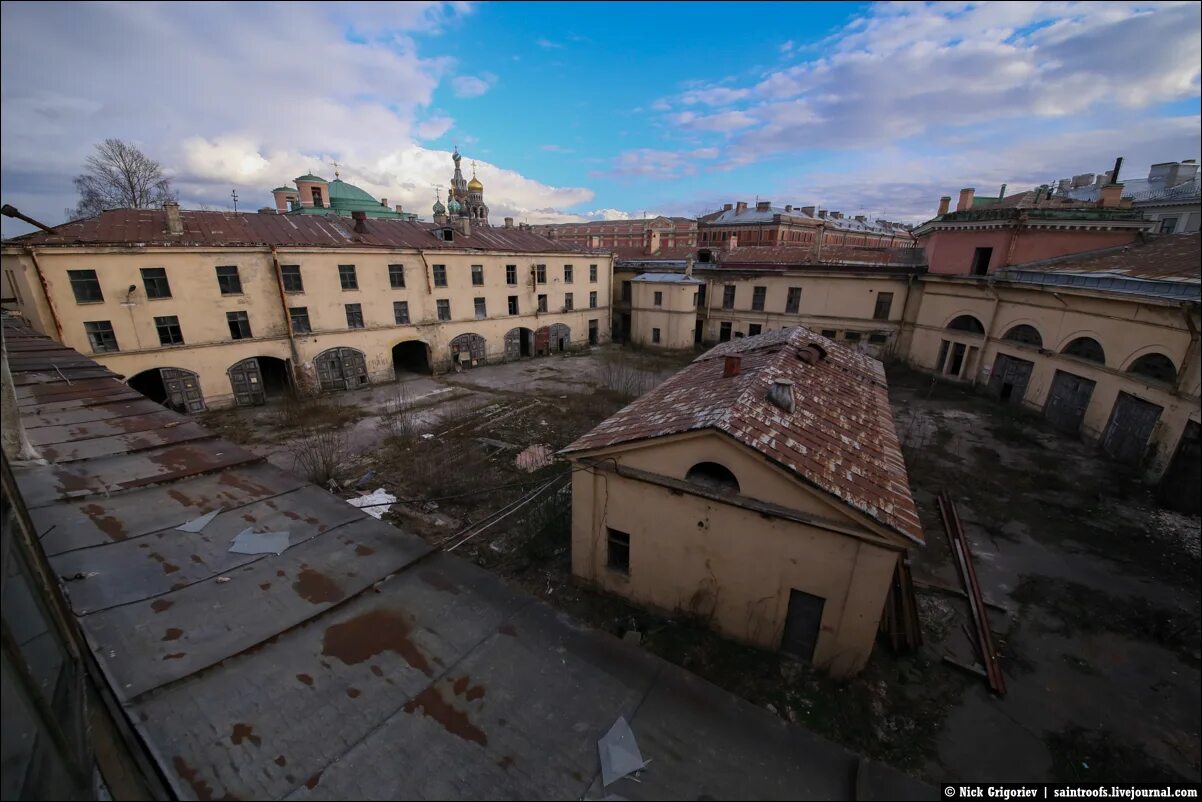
[25,248,65,342]
[1177,305,1199,396]
[269,247,302,373]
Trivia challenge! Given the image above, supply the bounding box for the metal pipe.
[0,204,53,232]
[26,248,65,342]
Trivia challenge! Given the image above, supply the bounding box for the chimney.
[1056,179,1071,192]
[723,355,741,378]
[784,204,793,213]
[723,203,733,211]
[395,204,404,214]
[755,200,771,212]
[163,201,183,235]
[956,187,975,212]
[1098,182,1124,208]
[646,228,661,255]
[351,210,368,234]
[457,216,471,237]
[854,214,866,222]
[766,379,795,413]
[801,205,816,216]
[735,201,748,214]
[725,232,738,252]
[380,197,388,207]
[817,210,827,219]
[831,211,843,220]
[685,256,694,277]
[504,216,514,228]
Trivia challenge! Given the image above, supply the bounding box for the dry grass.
[287,427,351,486]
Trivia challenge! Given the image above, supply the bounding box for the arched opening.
[548,323,571,352]
[1002,324,1043,348]
[228,357,291,406]
[1127,353,1177,383]
[685,462,740,494]
[1061,337,1106,365]
[450,333,487,369]
[504,327,535,359]
[313,348,368,392]
[392,340,431,376]
[127,367,206,413]
[946,315,985,334]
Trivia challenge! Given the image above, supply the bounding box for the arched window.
[685,462,740,494]
[947,315,985,334]
[1002,324,1043,348]
[1127,353,1177,383]
[1062,337,1106,364]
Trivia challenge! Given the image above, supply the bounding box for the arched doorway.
[228,357,292,406]
[128,367,206,413]
[392,340,431,376]
[534,326,551,356]
[313,347,368,392]
[449,333,487,369]
[504,327,535,360]
[548,323,571,353]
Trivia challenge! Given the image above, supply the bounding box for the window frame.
[537,294,548,313]
[388,264,406,289]
[153,314,184,346]
[505,264,517,286]
[226,310,252,340]
[873,292,894,321]
[654,290,663,307]
[535,264,547,284]
[508,295,519,315]
[722,285,736,310]
[564,264,574,284]
[564,292,574,311]
[141,267,172,299]
[345,302,365,329]
[338,264,359,291]
[751,286,766,312]
[785,287,801,314]
[83,320,118,353]
[606,528,631,575]
[474,296,487,320]
[432,264,448,288]
[471,264,484,287]
[281,265,304,293]
[394,300,410,325]
[589,291,598,309]
[436,299,451,321]
[590,264,598,283]
[216,265,243,295]
[652,327,661,344]
[289,307,312,334]
[68,269,104,303]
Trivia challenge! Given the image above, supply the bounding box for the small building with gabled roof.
[561,326,923,676]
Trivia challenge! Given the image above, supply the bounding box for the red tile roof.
[3,209,603,254]
[563,327,923,544]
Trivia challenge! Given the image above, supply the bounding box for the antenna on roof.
[230,189,239,213]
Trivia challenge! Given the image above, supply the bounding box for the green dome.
[294,173,327,183]
[271,186,296,193]
[327,179,379,203]
[447,197,461,213]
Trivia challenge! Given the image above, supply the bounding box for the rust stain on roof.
[403,685,488,747]
[292,566,345,604]
[321,609,432,676]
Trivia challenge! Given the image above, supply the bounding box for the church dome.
[468,175,483,192]
[433,197,446,215]
[447,197,461,214]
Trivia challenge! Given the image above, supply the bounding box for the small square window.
[748,323,762,336]
[821,329,837,338]
[69,269,104,303]
[844,331,862,342]
[345,303,364,329]
[338,264,358,291]
[607,528,630,574]
[394,301,410,325]
[471,264,484,287]
[226,310,252,340]
[154,315,184,346]
[388,264,406,289]
[537,294,548,313]
[474,297,487,320]
[216,265,242,295]
[437,299,451,321]
[281,265,303,293]
[289,307,311,333]
[433,264,448,288]
[141,267,171,299]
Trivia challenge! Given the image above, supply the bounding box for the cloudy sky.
[2,1,1199,236]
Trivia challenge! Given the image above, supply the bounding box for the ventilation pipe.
[351,210,368,234]
[767,379,795,413]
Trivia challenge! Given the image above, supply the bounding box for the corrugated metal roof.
[630,273,704,284]
[562,327,923,544]
[3,315,931,799]
[3,208,603,255]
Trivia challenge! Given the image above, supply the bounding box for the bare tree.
[72,139,175,220]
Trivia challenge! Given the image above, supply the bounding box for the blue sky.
[2,1,1199,236]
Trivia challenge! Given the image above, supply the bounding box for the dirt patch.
[1046,725,1194,784]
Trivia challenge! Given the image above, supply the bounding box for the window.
[652,327,661,344]
[311,187,323,207]
[606,528,630,574]
[748,323,762,336]
[786,287,801,314]
[697,284,707,308]
[433,264,447,287]
[216,265,242,295]
[873,292,894,321]
[868,333,888,344]
[564,292,574,311]
[589,291,597,308]
[154,315,184,346]
[564,264,574,284]
[1062,337,1105,364]
[654,291,663,307]
[1128,353,1177,383]
[471,264,484,286]
[722,285,735,310]
[394,301,410,325]
[68,269,103,303]
[947,315,985,334]
[621,281,632,302]
[474,297,487,320]
[437,299,451,321]
[1159,217,1179,234]
[141,267,171,299]
[226,311,252,340]
[719,321,732,342]
[84,320,118,352]
[289,307,311,333]
[537,294,548,313]
[508,295,519,315]
[345,303,364,329]
[338,264,358,290]
[752,286,766,311]
[844,331,862,342]
[388,264,405,289]
[970,247,993,276]
[281,265,303,292]
[536,264,547,284]
[1002,324,1042,347]
[686,462,740,494]
[590,264,598,283]
[821,329,837,338]
[506,264,517,286]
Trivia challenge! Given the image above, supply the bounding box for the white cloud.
[536,37,563,49]
[451,72,496,98]
[599,149,703,180]
[779,40,794,54]
[540,144,575,153]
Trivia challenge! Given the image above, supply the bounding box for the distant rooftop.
[630,273,704,284]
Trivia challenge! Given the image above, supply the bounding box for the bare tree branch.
[72,139,176,220]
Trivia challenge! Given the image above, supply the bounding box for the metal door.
[504,328,522,360]
[162,368,206,412]
[534,326,550,356]
[1101,392,1162,465]
[1044,370,1095,433]
[315,348,368,392]
[987,353,1033,406]
[450,333,486,367]
[780,589,825,662]
[1158,421,1200,514]
[548,323,570,352]
[228,358,265,406]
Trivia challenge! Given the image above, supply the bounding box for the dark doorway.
[1044,370,1095,434]
[228,357,291,406]
[780,589,825,662]
[694,319,704,345]
[392,341,431,376]
[588,319,599,346]
[1101,392,1162,465]
[947,342,967,376]
[987,353,1034,405]
[1159,421,1200,514]
[128,367,207,413]
[970,247,993,276]
[314,348,368,392]
[504,327,535,359]
[719,322,732,342]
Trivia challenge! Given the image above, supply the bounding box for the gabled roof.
[563,327,923,543]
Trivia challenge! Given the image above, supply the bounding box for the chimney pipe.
[504,216,514,228]
[801,205,816,216]
[163,201,183,235]
[784,204,793,212]
[998,184,1007,201]
[380,197,388,207]
[723,355,742,378]
[1110,156,1123,185]
[767,379,795,413]
[685,256,694,277]
[735,201,748,214]
[351,210,368,234]
[395,204,404,214]
[725,232,738,252]
[956,188,975,212]
[722,203,733,211]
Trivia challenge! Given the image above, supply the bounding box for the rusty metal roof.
[562,327,923,544]
[3,208,604,255]
[3,315,931,799]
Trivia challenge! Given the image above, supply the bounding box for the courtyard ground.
[201,345,1201,785]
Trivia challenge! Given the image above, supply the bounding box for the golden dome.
[468,175,483,192]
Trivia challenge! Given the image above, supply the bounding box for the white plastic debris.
[347,488,397,520]
[421,433,435,440]
[176,509,220,533]
[515,444,553,473]
[598,716,647,787]
[228,528,290,555]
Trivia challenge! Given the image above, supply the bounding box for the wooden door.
[987,354,1033,406]
[1044,370,1095,434]
[780,589,825,662]
[1101,392,1162,465]
[162,368,206,412]
[228,358,265,407]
